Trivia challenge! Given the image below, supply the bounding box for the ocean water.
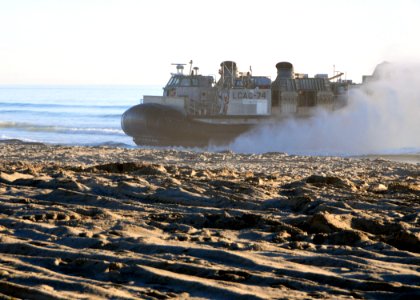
[0,85,161,146]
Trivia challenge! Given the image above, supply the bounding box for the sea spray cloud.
[230,62,420,155]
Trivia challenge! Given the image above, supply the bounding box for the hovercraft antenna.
[189,60,193,75]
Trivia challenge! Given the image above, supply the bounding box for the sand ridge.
[0,141,419,299]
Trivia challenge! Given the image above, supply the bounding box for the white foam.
[0,121,124,136]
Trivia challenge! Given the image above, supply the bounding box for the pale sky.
[1,0,419,85]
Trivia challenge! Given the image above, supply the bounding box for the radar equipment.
[171,63,186,74]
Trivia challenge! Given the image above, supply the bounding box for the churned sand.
[0,140,419,299]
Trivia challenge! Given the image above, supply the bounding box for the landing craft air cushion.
[121,61,351,147]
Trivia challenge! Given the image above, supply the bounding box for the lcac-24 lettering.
[231,90,268,100]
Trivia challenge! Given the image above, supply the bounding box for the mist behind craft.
[231,62,420,157]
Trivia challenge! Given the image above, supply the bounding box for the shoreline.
[1,138,419,165]
[360,153,420,165]
[0,142,419,299]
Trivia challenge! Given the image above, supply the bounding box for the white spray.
[230,62,420,155]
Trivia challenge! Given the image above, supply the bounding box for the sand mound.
[0,144,419,299]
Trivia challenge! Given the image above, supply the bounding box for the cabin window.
[180,78,191,86]
[167,77,180,87]
[254,77,271,89]
[234,79,244,87]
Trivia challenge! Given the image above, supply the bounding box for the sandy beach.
[0,140,419,299]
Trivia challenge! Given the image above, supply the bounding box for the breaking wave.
[231,62,420,156]
[0,101,130,110]
[0,110,122,118]
[0,121,125,136]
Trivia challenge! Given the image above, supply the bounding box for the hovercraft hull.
[121,103,253,147]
